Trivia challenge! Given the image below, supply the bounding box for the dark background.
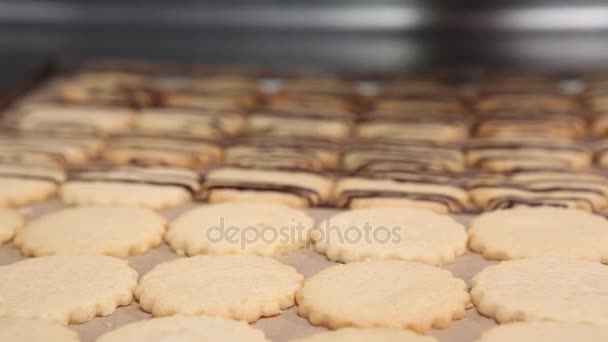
[1,0,608,87]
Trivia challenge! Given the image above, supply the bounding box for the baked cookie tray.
[0,60,599,342]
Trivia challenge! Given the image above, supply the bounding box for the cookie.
[248,112,351,140]
[313,207,467,264]
[474,111,587,139]
[475,322,608,342]
[226,136,340,171]
[0,131,103,165]
[96,316,268,342]
[343,140,465,174]
[10,104,134,134]
[278,77,355,96]
[469,207,608,261]
[136,255,303,322]
[166,203,313,256]
[469,171,608,211]
[290,328,438,342]
[356,121,468,144]
[133,108,245,139]
[61,167,200,209]
[466,137,591,172]
[470,257,608,325]
[263,94,354,119]
[14,206,166,257]
[335,177,468,213]
[296,260,470,332]
[369,98,466,116]
[475,94,579,113]
[0,161,66,206]
[0,317,80,342]
[0,255,138,324]
[101,136,222,168]
[204,167,333,208]
[158,91,256,111]
[0,207,23,246]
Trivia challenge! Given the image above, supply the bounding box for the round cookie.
[469,207,608,262]
[476,322,608,342]
[296,260,470,333]
[0,162,65,207]
[166,203,314,256]
[471,257,608,325]
[0,255,138,324]
[0,317,80,342]
[0,207,23,246]
[136,254,303,322]
[14,207,166,257]
[61,167,199,210]
[290,328,438,342]
[313,207,467,264]
[96,316,269,342]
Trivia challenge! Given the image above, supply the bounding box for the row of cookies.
[3,204,608,264]
[4,157,608,214]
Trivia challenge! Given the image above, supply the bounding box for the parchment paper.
[0,200,499,342]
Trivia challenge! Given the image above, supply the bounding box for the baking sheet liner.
[0,200,499,342]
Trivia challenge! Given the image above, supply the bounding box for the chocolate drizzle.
[337,189,465,211]
[206,181,321,205]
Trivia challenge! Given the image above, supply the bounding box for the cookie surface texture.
[0,255,138,324]
[96,316,269,342]
[469,207,608,261]
[166,203,314,256]
[471,257,608,325]
[290,327,438,342]
[14,206,166,257]
[136,254,303,322]
[296,260,470,332]
[313,207,467,264]
[0,317,80,342]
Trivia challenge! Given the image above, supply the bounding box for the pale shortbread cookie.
[0,317,80,342]
[476,322,608,342]
[0,133,103,165]
[166,203,314,256]
[61,167,199,210]
[102,136,222,168]
[0,255,138,324]
[14,207,166,257]
[0,207,23,246]
[296,260,470,333]
[291,328,438,342]
[466,137,591,172]
[133,108,245,139]
[136,255,303,322]
[335,177,468,214]
[96,316,269,342]
[0,162,66,207]
[14,104,134,134]
[469,207,608,262]
[248,113,350,140]
[313,207,467,265]
[205,167,333,208]
[356,122,468,144]
[471,257,608,325]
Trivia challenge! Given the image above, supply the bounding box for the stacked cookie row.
[3,66,608,214]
